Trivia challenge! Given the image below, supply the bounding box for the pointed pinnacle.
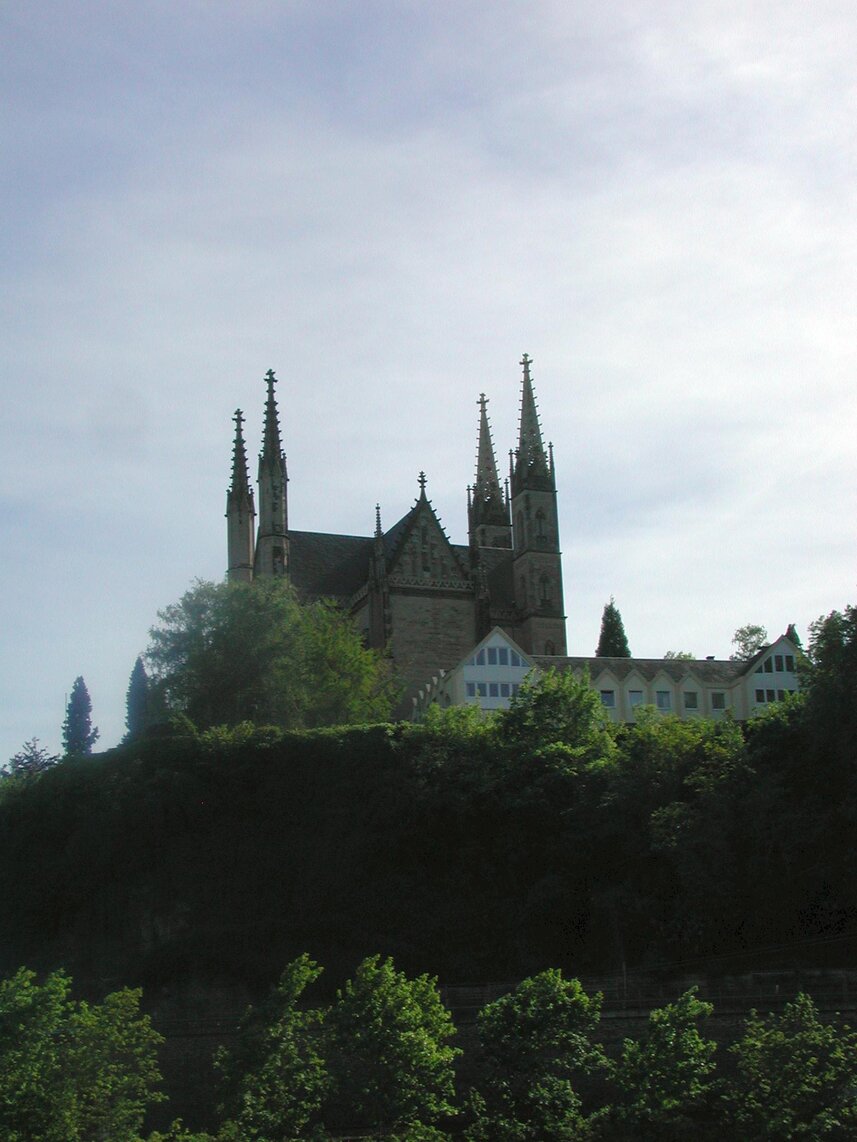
[260,369,283,466]
[516,352,548,475]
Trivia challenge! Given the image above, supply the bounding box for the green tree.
[324,955,459,1135]
[62,675,99,755]
[725,992,857,1139]
[596,597,630,657]
[215,954,328,1141]
[501,667,615,764]
[125,655,152,740]
[602,988,717,1139]
[663,650,694,660]
[466,970,605,1140]
[3,738,59,778]
[146,578,394,730]
[0,966,163,1141]
[730,623,768,661]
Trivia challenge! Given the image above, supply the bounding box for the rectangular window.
[775,654,784,672]
[476,682,487,697]
[766,689,775,703]
[755,689,765,703]
[683,692,698,710]
[510,651,521,667]
[600,690,615,708]
[489,682,499,697]
[466,682,476,698]
[712,692,726,710]
[487,647,498,666]
[763,658,773,673]
[500,682,510,697]
[511,683,520,697]
[656,690,671,711]
[475,649,485,666]
[629,690,643,706]
[498,647,509,666]
[777,689,785,702]
[785,655,795,672]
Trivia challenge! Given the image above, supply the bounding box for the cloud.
[1,2,856,757]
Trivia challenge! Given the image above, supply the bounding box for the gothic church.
[225,355,566,710]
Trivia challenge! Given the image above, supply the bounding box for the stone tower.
[225,409,256,582]
[510,354,566,655]
[254,369,289,578]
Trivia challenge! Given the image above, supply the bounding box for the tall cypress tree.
[125,656,150,740]
[62,676,99,756]
[596,597,631,657]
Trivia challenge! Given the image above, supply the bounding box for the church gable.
[385,485,470,592]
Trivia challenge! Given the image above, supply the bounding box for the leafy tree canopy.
[215,953,328,1141]
[0,966,163,1141]
[3,738,58,779]
[145,578,396,731]
[325,955,459,1134]
[604,988,717,1139]
[500,667,615,768]
[216,954,458,1138]
[730,623,768,661]
[596,597,631,657]
[61,676,99,756]
[664,649,695,660]
[467,969,605,1141]
[726,992,857,1139]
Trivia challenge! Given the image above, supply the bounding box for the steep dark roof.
[289,531,373,601]
[531,655,747,685]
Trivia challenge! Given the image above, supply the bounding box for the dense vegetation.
[0,603,854,1135]
[0,606,854,989]
[4,960,856,1140]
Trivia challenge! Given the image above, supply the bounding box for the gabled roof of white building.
[531,630,801,686]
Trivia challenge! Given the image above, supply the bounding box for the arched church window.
[519,575,527,605]
[539,575,551,604]
[515,511,524,550]
[536,509,547,544]
[545,640,556,655]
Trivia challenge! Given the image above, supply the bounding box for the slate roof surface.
[289,531,373,600]
[530,655,749,685]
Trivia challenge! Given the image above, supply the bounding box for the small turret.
[254,369,289,578]
[226,409,256,582]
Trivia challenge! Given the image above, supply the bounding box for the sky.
[2,1,856,760]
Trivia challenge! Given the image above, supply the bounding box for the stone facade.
[225,356,567,712]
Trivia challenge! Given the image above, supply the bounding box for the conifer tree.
[62,676,99,756]
[596,597,631,657]
[125,656,150,740]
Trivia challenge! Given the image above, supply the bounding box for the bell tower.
[510,354,566,655]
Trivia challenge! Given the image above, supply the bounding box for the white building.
[413,626,802,722]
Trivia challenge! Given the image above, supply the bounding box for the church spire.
[226,409,255,582]
[255,369,289,578]
[228,410,254,510]
[512,353,552,494]
[259,368,285,475]
[469,392,511,548]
